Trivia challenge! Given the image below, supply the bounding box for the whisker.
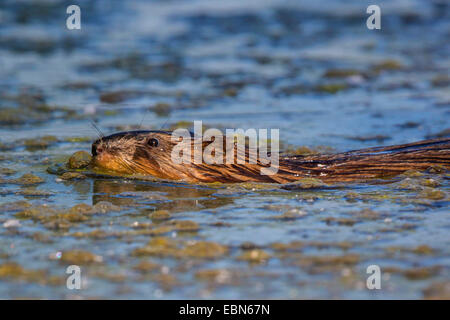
[159,116,171,131]
[90,121,104,139]
[117,158,134,173]
[138,107,151,130]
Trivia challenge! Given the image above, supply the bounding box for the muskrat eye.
[147,138,159,147]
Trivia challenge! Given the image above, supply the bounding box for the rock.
[68,151,92,169]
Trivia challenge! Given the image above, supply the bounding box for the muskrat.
[91,130,450,184]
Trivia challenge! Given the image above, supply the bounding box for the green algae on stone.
[314,83,348,94]
[71,230,115,239]
[0,141,14,151]
[139,226,174,236]
[90,270,127,283]
[168,220,200,232]
[386,245,436,256]
[59,250,103,264]
[64,136,92,143]
[322,217,357,226]
[423,282,450,300]
[29,232,53,243]
[268,208,306,220]
[282,145,334,156]
[14,173,44,185]
[228,182,277,191]
[418,188,446,200]
[23,135,58,150]
[131,237,179,257]
[282,178,326,190]
[17,188,53,197]
[133,261,161,273]
[239,242,259,251]
[65,202,121,217]
[0,262,46,283]
[59,172,87,180]
[322,217,358,227]
[237,249,270,263]
[99,90,138,104]
[400,170,424,178]
[277,84,308,96]
[209,221,232,228]
[419,178,441,188]
[297,254,360,270]
[373,59,404,72]
[270,241,305,252]
[412,245,436,255]
[223,87,238,97]
[68,203,94,214]
[307,241,353,251]
[0,107,45,125]
[152,103,172,117]
[152,273,178,291]
[323,69,363,78]
[15,205,53,219]
[46,163,67,175]
[55,212,90,223]
[169,121,193,130]
[431,74,450,88]
[182,241,228,259]
[92,201,121,213]
[15,204,91,229]
[348,208,382,220]
[68,151,92,169]
[402,266,441,280]
[0,167,17,175]
[426,165,447,174]
[150,210,172,221]
[344,191,398,202]
[0,200,32,212]
[394,178,424,191]
[132,238,228,260]
[195,269,233,284]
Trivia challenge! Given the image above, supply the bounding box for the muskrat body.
[91,131,450,184]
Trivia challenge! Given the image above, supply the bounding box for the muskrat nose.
[91,142,103,157]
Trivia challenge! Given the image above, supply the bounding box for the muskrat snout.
[91,140,103,157]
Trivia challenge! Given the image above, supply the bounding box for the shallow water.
[0,0,449,299]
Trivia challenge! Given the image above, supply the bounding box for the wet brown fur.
[92,131,450,184]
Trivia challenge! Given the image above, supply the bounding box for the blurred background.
[1,0,448,147]
[0,0,449,299]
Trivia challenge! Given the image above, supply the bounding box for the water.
[0,0,449,299]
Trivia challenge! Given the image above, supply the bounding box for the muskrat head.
[91,129,283,183]
[91,130,181,179]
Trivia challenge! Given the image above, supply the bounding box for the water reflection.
[92,179,235,211]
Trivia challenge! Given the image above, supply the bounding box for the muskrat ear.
[147,138,159,147]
